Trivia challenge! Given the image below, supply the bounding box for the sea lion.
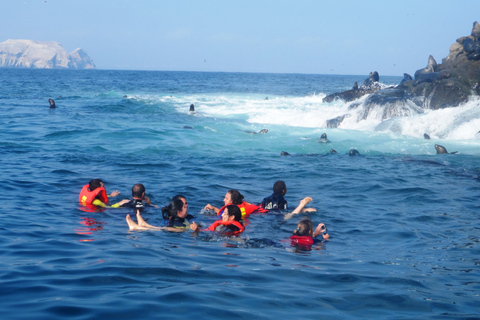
[414,55,437,78]
[183,126,193,129]
[189,104,195,112]
[472,21,480,40]
[329,149,337,154]
[398,73,413,87]
[242,129,268,134]
[48,98,56,109]
[435,144,458,154]
[319,133,330,143]
[280,151,290,156]
[424,133,431,140]
[353,82,358,90]
[349,149,360,156]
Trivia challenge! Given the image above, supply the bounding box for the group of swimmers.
[79,179,330,248]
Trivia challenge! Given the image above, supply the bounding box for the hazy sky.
[1,0,479,76]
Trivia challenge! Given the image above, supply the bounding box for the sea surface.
[0,69,479,319]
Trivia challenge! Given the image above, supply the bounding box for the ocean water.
[0,69,479,319]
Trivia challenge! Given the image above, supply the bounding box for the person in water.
[79,179,121,208]
[203,189,263,218]
[126,195,194,232]
[261,180,288,210]
[191,205,244,235]
[261,180,316,213]
[290,218,330,246]
[110,183,157,209]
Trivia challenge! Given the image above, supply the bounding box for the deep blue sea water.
[0,69,479,319]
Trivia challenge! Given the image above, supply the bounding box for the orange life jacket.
[207,220,245,234]
[217,201,265,218]
[79,184,109,206]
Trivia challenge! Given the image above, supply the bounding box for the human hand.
[109,190,120,197]
[190,221,199,232]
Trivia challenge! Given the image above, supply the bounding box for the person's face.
[177,203,187,218]
[180,197,188,210]
[223,192,232,205]
[100,182,105,189]
[221,208,230,221]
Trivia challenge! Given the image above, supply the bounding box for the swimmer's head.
[273,180,287,195]
[293,219,313,236]
[89,179,103,191]
[227,189,244,205]
[222,205,242,222]
[132,183,145,199]
[162,198,185,220]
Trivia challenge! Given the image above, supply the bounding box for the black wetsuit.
[261,193,288,210]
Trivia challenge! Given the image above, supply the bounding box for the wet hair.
[162,198,184,220]
[225,205,242,221]
[132,183,145,198]
[273,180,286,195]
[293,219,313,236]
[89,179,103,191]
[172,194,186,202]
[228,189,244,205]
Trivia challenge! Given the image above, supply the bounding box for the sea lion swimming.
[241,129,268,134]
[319,133,330,143]
[189,104,195,113]
[349,149,360,156]
[48,98,56,109]
[435,144,458,154]
[329,149,337,154]
[280,151,290,156]
[424,133,431,140]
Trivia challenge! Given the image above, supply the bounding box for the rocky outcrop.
[0,39,95,69]
[323,21,480,127]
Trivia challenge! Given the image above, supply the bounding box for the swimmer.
[204,189,263,218]
[110,183,157,209]
[191,205,244,235]
[79,179,121,209]
[290,218,330,245]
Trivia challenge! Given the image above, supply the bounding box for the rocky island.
[0,39,95,69]
[323,21,480,128]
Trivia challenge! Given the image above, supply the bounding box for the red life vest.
[207,220,245,234]
[79,184,109,206]
[217,201,266,218]
[290,235,314,246]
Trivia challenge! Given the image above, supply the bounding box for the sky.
[1,0,480,76]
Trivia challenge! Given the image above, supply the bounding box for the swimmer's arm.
[92,199,108,208]
[203,204,219,213]
[110,199,131,208]
[285,197,315,219]
[144,196,159,208]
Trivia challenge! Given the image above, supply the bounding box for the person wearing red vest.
[289,218,330,248]
[79,179,122,209]
[203,189,265,218]
[191,205,244,235]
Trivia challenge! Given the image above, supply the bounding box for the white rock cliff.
[0,39,95,69]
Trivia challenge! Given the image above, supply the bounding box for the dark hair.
[225,205,242,221]
[162,199,184,220]
[293,219,313,236]
[228,189,244,205]
[273,180,286,195]
[172,194,186,202]
[89,179,103,191]
[132,183,145,198]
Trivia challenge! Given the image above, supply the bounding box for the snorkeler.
[110,183,157,209]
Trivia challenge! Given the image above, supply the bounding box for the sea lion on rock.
[435,144,458,154]
[353,82,358,90]
[414,55,437,78]
[349,149,360,156]
[398,73,413,87]
[319,133,330,143]
[471,21,480,40]
[48,98,56,109]
[424,133,431,140]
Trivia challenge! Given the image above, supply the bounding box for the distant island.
[0,39,95,69]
